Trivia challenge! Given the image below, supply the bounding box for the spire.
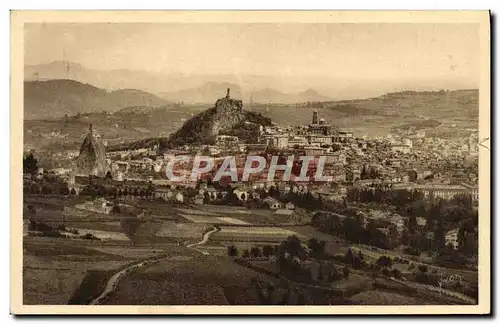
[226,88,230,99]
[89,124,93,133]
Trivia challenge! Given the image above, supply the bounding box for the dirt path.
[89,260,150,305]
[186,226,220,255]
[89,226,220,304]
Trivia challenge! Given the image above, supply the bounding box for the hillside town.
[24,90,479,258]
[18,16,487,310]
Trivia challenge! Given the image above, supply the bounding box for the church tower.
[312,110,319,125]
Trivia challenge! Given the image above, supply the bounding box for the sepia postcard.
[11,10,491,315]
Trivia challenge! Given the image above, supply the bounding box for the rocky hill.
[74,124,108,177]
[24,79,170,119]
[166,91,272,148]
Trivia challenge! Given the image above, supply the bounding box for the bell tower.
[312,110,318,125]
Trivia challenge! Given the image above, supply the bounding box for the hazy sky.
[25,23,479,83]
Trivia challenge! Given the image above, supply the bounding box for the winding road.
[186,226,220,254]
[88,226,220,305]
[89,260,150,305]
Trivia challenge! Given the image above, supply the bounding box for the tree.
[408,215,417,234]
[343,266,350,278]
[345,248,354,265]
[70,188,76,195]
[392,268,402,279]
[417,264,428,273]
[28,183,41,194]
[376,255,392,268]
[434,220,446,250]
[262,245,274,258]
[250,246,262,258]
[111,204,121,214]
[327,266,343,282]
[27,205,36,215]
[23,153,39,175]
[387,224,400,249]
[242,249,250,258]
[352,254,362,269]
[307,238,325,258]
[227,245,238,257]
[342,215,364,243]
[105,171,113,180]
[81,185,97,199]
[59,184,70,196]
[442,205,470,225]
[41,185,53,195]
[203,191,211,204]
[458,220,477,257]
[282,235,303,258]
[317,263,324,281]
[360,165,369,180]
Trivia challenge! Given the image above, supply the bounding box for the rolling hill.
[24,79,171,119]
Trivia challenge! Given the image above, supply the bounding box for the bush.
[227,245,238,257]
[417,264,428,273]
[332,254,345,263]
[405,246,421,256]
[343,266,350,278]
[251,246,262,258]
[392,268,402,279]
[81,233,100,240]
[27,205,36,214]
[376,255,393,268]
[345,248,354,265]
[327,268,343,282]
[262,245,274,258]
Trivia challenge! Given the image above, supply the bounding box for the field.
[23,238,132,304]
[103,258,276,305]
[350,290,428,305]
[179,205,305,225]
[154,222,210,241]
[22,197,477,306]
[211,226,300,243]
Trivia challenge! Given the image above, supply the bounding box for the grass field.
[211,226,300,243]
[103,259,275,305]
[192,205,299,225]
[350,290,427,305]
[22,236,183,305]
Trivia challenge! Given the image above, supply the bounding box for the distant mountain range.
[252,88,332,104]
[24,79,170,120]
[159,82,244,104]
[25,60,479,103]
